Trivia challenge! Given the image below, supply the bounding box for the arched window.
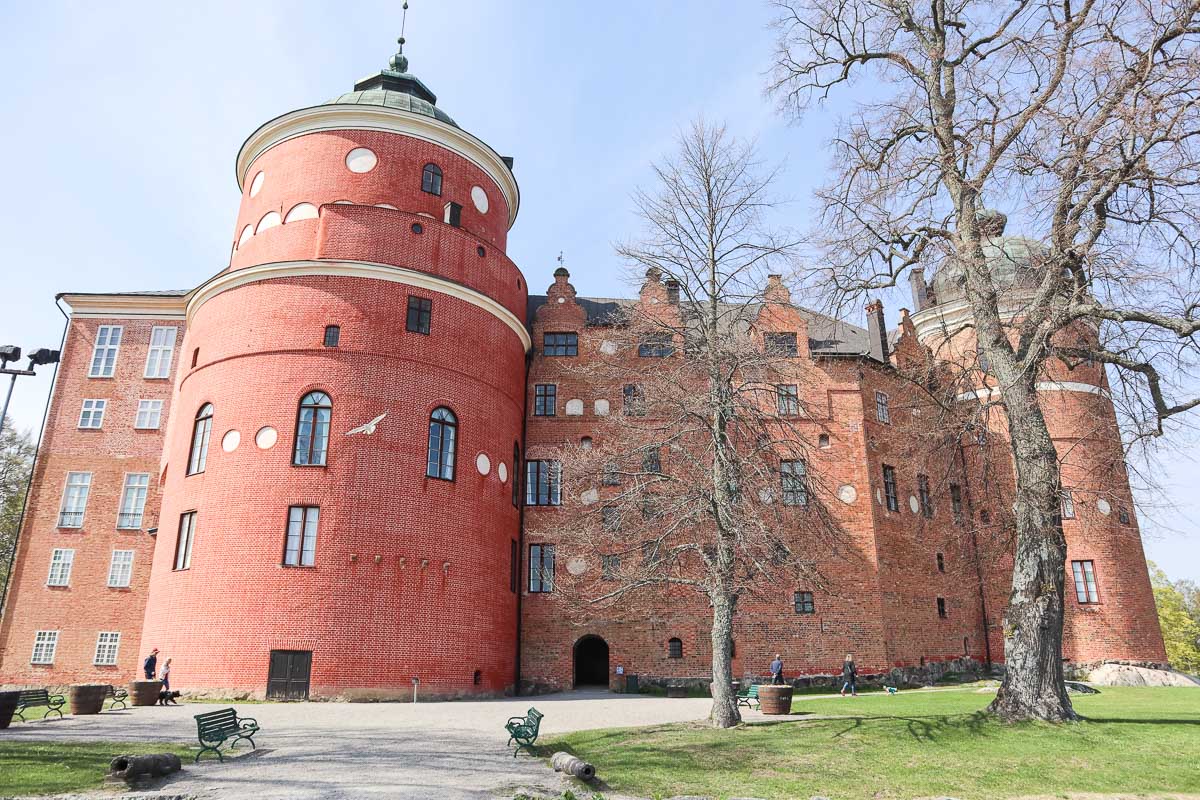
[187,403,214,475]
[421,163,443,196]
[667,638,683,659]
[294,392,332,466]
[511,442,521,507]
[427,407,457,480]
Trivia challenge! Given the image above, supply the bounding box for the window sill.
[45,584,70,589]
[86,375,115,380]
[281,564,317,570]
[142,376,171,381]
[107,586,132,591]
[292,463,329,469]
[76,427,103,432]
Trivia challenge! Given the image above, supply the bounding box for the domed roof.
[929,210,1048,303]
[324,88,457,128]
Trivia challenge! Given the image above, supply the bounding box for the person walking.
[160,658,172,692]
[769,653,784,685]
[840,653,858,696]
[142,648,159,680]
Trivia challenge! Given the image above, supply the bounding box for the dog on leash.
[157,689,182,706]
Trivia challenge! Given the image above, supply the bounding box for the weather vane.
[399,1,409,50]
[557,251,565,267]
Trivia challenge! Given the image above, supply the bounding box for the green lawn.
[0,741,194,796]
[544,687,1200,800]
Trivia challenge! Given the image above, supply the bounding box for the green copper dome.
[324,38,458,128]
[930,211,1048,303]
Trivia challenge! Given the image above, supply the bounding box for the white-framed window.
[78,399,106,429]
[174,511,196,570]
[117,474,150,529]
[144,326,177,379]
[31,630,59,664]
[58,472,92,528]
[875,391,891,423]
[108,550,134,588]
[46,548,74,586]
[1072,560,1100,603]
[284,506,319,567]
[94,631,121,665]
[135,399,164,429]
[88,325,123,378]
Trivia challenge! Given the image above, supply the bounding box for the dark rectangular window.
[781,460,808,506]
[1072,560,1099,603]
[601,554,620,581]
[776,384,800,416]
[173,511,196,571]
[875,391,891,423]
[601,506,620,531]
[543,332,578,356]
[641,540,661,565]
[512,445,521,508]
[509,540,518,593]
[882,464,899,512]
[765,332,798,357]
[638,332,675,358]
[406,297,432,335]
[533,384,557,416]
[602,462,621,486]
[529,544,555,593]
[444,201,463,227]
[284,506,319,567]
[622,384,646,416]
[1060,490,1076,520]
[323,325,340,347]
[525,460,561,506]
[937,597,947,618]
[918,474,933,518]
[936,552,945,573]
[668,638,683,658]
[794,591,815,614]
[641,448,661,474]
[950,483,963,522]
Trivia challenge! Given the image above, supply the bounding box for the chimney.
[865,299,888,363]
[665,279,680,304]
[763,274,791,305]
[908,267,929,311]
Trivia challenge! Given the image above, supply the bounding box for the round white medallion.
[497,462,508,483]
[345,147,378,173]
[255,426,278,450]
[557,297,565,304]
[566,557,587,576]
[221,430,241,453]
[1096,499,1112,515]
[249,171,264,198]
[909,495,920,514]
[470,185,489,213]
[476,453,491,476]
[838,485,857,504]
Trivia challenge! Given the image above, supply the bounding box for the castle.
[0,41,1167,699]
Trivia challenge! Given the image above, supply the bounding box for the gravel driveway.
[1,690,715,799]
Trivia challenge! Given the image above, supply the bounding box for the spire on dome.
[350,0,439,107]
[389,2,411,74]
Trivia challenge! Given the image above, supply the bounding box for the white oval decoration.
[566,556,587,576]
[255,426,278,450]
[476,453,491,476]
[221,430,241,453]
[249,171,265,198]
[497,462,508,483]
[1096,499,1112,516]
[909,495,920,514]
[471,185,489,213]
[345,147,378,173]
[838,485,857,504]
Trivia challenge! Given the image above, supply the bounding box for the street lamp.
[0,345,60,434]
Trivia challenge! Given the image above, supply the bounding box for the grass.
[0,741,194,796]
[543,686,1200,800]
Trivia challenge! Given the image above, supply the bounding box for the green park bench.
[14,688,65,721]
[504,707,544,757]
[103,684,129,710]
[193,707,261,763]
[736,683,760,709]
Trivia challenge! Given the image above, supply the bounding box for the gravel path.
[1,690,714,799]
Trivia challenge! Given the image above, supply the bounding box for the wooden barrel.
[70,684,107,715]
[0,690,19,729]
[128,680,162,707]
[757,685,794,714]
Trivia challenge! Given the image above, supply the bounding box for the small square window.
[31,630,58,664]
[638,332,675,358]
[135,399,163,430]
[667,637,683,658]
[544,332,578,357]
[765,332,798,357]
[794,591,815,614]
[323,325,341,347]
[406,297,432,335]
[78,399,106,429]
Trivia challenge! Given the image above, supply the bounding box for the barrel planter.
[0,691,19,729]
[69,684,107,715]
[757,685,794,714]
[128,680,162,707]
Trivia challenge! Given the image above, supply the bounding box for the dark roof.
[527,294,877,360]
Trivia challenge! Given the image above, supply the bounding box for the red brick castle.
[0,43,1167,699]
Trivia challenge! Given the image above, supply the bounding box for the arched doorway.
[573,635,610,688]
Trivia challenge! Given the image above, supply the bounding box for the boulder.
[1087,663,1200,687]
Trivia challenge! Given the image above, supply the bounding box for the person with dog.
[142,648,159,680]
[840,653,858,696]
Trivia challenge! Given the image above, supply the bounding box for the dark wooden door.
[266,650,311,700]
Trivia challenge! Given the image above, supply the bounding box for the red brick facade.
[0,57,1166,699]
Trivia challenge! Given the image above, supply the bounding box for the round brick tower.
[139,41,528,699]
[910,211,1167,669]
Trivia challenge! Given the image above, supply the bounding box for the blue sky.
[0,1,1195,581]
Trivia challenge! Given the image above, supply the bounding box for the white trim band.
[187,260,531,352]
[956,381,1111,402]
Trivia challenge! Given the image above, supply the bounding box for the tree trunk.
[988,380,1078,722]
[709,589,741,728]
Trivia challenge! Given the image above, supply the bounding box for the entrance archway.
[573,635,610,688]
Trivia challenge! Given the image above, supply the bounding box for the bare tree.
[770,0,1200,721]
[0,421,35,605]
[528,121,843,728]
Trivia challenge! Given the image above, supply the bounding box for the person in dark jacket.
[770,654,784,685]
[143,648,159,680]
[840,653,858,696]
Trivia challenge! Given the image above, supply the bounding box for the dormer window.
[422,163,443,196]
[765,332,798,357]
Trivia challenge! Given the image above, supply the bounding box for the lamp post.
[0,346,60,434]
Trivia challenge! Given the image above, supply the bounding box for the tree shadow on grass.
[826,710,993,742]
